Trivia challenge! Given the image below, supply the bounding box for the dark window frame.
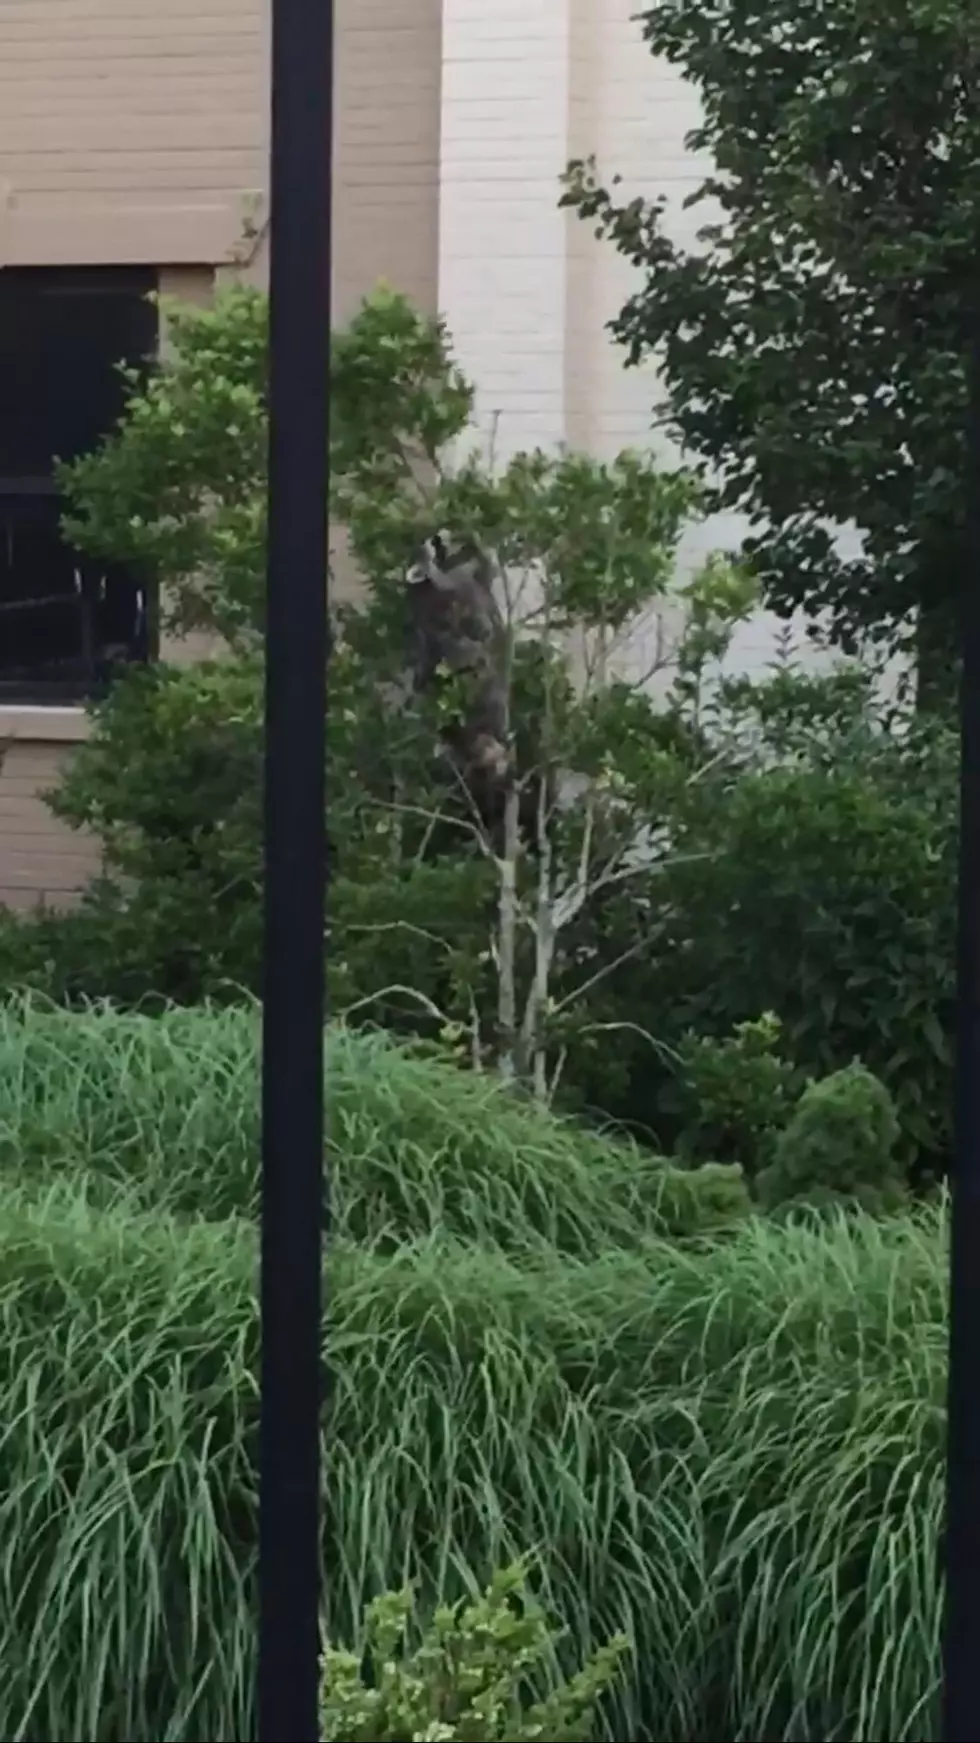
[0,265,161,706]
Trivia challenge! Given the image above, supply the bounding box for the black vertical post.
[259,3,333,1741]
[943,307,980,1742]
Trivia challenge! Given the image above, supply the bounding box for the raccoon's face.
[405,529,482,590]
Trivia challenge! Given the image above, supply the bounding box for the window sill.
[0,705,91,744]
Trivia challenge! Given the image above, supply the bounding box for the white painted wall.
[437,0,854,685]
[438,0,576,460]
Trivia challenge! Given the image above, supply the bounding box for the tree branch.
[551,928,667,1017]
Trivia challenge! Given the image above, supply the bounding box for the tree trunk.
[528,771,555,1102]
[495,784,521,1083]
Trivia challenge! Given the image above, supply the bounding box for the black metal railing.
[0,480,147,702]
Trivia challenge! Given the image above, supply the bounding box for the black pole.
[942,307,980,1741]
[259,3,333,1740]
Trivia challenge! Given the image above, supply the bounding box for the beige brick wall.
[334,0,441,322]
[0,0,442,912]
[0,731,101,911]
[0,0,269,267]
[226,0,443,318]
[0,0,442,289]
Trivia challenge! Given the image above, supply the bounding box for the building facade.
[0,0,807,910]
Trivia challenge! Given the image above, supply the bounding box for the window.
[0,267,159,703]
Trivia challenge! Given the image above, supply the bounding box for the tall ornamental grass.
[0,997,748,1248]
[0,1001,947,1741]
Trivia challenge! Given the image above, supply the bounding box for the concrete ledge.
[0,707,91,744]
[0,198,262,269]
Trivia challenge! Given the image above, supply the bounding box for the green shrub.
[605,683,958,1180]
[321,1562,628,1741]
[42,658,265,1003]
[0,646,492,1022]
[663,1012,801,1172]
[0,660,268,1008]
[756,1062,907,1216]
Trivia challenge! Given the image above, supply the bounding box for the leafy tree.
[59,286,269,648]
[35,288,492,1012]
[39,284,755,1102]
[562,0,980,704]
[335,414,755,1098]
[59,283,473,648]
